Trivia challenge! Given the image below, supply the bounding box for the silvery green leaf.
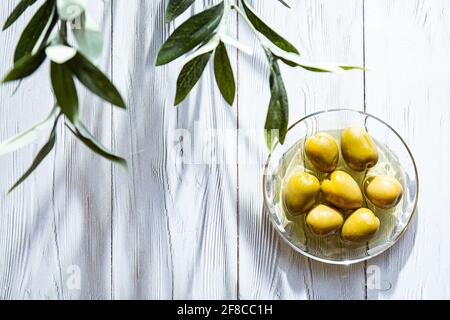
[14,0,57,62]
[265,53,289,150]
[175,52,211,105]
[66,121,127,170]
[56,0,86,20]
[8,113,61,193]
[269,44,343,73]
[51,62,79,123]
[242,0,298,54]
[165,0,197,22]
[72,12,103,62]
[46,44,77,64]
[221,34,253,55]
[156,1,224,66]
[2,0,39,31]
[73,28,103,62]
[0,106,58,156]
[68,53,126,108]
[2,48,46,82]
[214,42,235,105]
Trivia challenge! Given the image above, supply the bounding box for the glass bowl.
[263,109,419,265]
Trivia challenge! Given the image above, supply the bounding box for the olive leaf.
[46,44,77,64]
[340,65,368,71]
[0,106,58,156]
[2,47,46,82]
[265,53,289,150]
[2,0,39,31]
[14,0,57,63]
[270,45,342,72]
[297,65,368,73]
[277,0,291,8]
[8,113,61,193]
[68,53,126,108]
[66,121,127,170]
[165,0,197,22]
[242,0,299,54]
[51,62,79,123]
[56,0,85,21]
[175,52,211,106]
[72,13,103,62]
[214,42,235,106]
[156,1,224,66]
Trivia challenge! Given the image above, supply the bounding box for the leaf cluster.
[1,0,127,192]
[158,0,365,149]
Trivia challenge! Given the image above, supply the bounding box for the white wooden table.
[0,0,449,300]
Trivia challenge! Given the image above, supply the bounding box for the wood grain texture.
[0,0,113,299]
[365,0,450,299]
[238,0,366,300]
[110,0,237,299]
[0,0,449,300]
[0,1,61,299]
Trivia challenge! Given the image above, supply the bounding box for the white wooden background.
[0,0,449,300]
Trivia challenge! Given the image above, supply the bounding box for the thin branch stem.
[230,3,268,49]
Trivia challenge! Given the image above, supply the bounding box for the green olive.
[306,205,344,236]
[364,176,403,209]
[341,208,380,242]
[305,132,339,173]
[321,171,363,209]
[283,172,321,216]
[341,126,379,172]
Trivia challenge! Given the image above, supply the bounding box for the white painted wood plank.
[365,0,450,299]
[0,0,62,299]
[111,0,237,299]
[0,0,114,299]
[1,0,448,300]
[238,0,366,299]
[48,1,113,299]
[53,2,113,299]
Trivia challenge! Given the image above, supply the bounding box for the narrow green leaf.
[66,121,127,170]
[214,42,235,106]
[51,62,79,123]
[165,0,196,22]
[156,1,224,66]
[299,65,332,73]
[242,0,299,54]
[8,113,61,193]
[294,64,366,73]
[265,53,289,150]
[0,106,57,156]
[340,65,368,71]
[68,53,126,108]
[2,0,39,31]
[14,0,57,63]
[2,48,46,82]
[278,0,291,8]
[175,52,211,105]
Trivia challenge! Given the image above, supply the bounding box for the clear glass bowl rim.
[263,108,420,265]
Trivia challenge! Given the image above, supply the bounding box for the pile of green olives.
[283,126,403,242]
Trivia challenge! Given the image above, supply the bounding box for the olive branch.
[0,0,364,193]
[0,0,127,192]
[157,0,364,149]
